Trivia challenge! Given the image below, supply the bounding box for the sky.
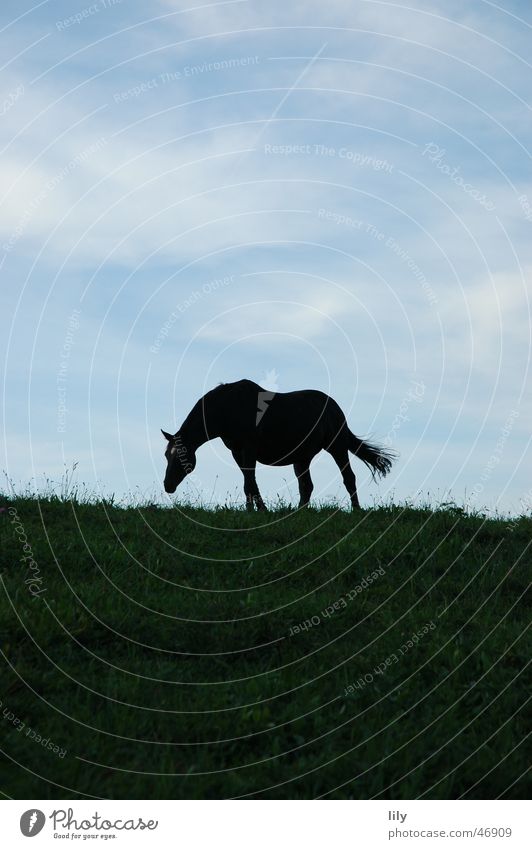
[1,0,531,513]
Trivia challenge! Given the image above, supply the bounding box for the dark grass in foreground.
[0,496,529,799]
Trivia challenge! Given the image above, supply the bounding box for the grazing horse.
[162,379,395,510]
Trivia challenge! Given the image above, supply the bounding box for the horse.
[161,379,396,510]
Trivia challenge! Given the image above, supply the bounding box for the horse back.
[208,381,346,462]
[256,388,346,465]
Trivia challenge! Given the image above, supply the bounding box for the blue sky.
[1,0,531,512]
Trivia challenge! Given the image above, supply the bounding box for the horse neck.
[180,394,220,451]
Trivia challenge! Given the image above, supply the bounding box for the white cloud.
[1,0,530,510]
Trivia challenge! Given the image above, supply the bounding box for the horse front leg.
[242,468,266,511]
[233,448,266,511]
[245,473,266,511]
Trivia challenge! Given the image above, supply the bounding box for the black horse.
[162,379,395,510]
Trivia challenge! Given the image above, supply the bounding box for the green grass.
[0,494,529,799]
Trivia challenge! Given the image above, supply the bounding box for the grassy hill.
[0,495,529,799]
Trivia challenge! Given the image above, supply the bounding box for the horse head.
[161,430,196,493]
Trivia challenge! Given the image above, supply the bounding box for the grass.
[0,489,529,799]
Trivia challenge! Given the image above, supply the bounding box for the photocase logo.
[20,809,46,837]
[256,368,280,425]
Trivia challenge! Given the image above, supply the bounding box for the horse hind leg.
[294,460,314,508]
[329,448,360,509]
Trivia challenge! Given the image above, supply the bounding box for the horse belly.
[256,427,323,466]
[256,447,296,466]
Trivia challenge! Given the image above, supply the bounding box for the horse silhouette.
[162,379,395,510]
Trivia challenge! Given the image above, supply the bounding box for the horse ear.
[161,429,173,441]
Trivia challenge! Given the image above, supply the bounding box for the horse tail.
[348,430,397,479]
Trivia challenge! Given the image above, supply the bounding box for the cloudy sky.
[1,0,530,512]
